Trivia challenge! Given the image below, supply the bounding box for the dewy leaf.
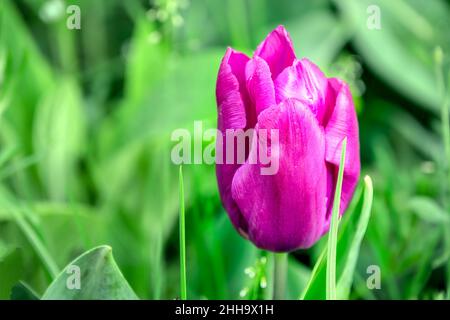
[42,246,138,300]
[326,137,347,300]
[337,175,373,299]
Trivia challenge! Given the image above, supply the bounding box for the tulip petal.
[246,56,276,116]
[322,79,360,231]
[216,47,251,130]
[255,25,296,79]
[231,99,328,251]
[216,47,252,235]
[274,58,329,123]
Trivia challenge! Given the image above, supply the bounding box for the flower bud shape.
[216,25,360,252]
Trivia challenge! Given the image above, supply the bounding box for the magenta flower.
[215,25,360,252]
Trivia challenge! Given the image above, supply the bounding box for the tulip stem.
[273,252,288,300]
[179,165,187,300]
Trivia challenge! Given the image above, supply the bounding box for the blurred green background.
[1,0,450,300]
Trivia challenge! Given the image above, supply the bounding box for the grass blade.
[326,137,347,300]
[179,165,187,300]
[12,207,59,279]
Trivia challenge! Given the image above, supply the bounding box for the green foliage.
[42,246,138,300]
[301,176,373,300]
[326,138,347,300]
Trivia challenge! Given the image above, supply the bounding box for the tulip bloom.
[215,25,360,252]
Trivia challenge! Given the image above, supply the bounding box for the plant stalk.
[273,252,288,300]
[179,165,187,300]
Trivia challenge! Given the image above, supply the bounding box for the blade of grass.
[12,206,59,280]
[179,165,187,300]
[326,137,347,300]
[337,175,373,299]
[0,188,58,279]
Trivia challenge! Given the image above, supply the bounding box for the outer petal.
[322,79,360,232]
[231,99,328,251]
[216,47,250,130]
[274,58,329,123]
[245,56,276,116]
[216,47,251,235]
[254,25,296,79]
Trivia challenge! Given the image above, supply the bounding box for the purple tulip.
[215,25,360,252]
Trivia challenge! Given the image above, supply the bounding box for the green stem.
[179,165,187,300]
[273,252,288,300]
[326,138,347,300]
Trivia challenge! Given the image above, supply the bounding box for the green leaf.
[409,196,449,224]
[286,10,351,67]
[326,138,347,300]
[336,0,448,112]
[33,78,86,201]
[10,281,40,300]
[337,176,374,299]
[42,246,138,300]
[301,174,373,300]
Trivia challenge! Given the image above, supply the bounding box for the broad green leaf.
[42,246,138,300]
[409,196,449,224]
[0,0,54,151]
[286,10,351,67]
[33,78,86,201]
[124,18,169,106]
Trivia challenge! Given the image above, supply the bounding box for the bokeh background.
[1,0,450,300]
